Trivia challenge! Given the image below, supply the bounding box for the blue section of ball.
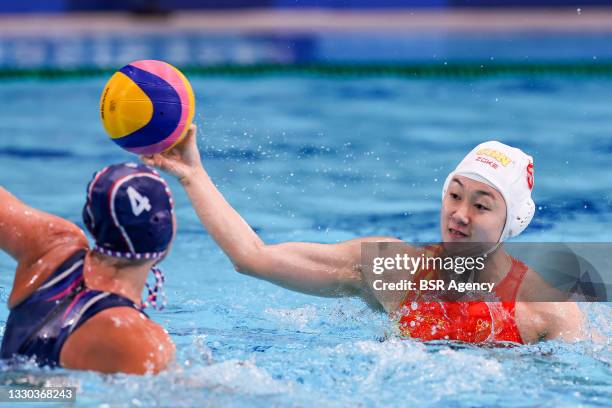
[114,64,183,149]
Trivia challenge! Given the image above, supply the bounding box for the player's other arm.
[0,186,88,306]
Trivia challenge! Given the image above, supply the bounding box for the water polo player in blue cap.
[0,163,175,374]
[144,125,584,344]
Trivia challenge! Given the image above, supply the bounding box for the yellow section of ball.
[100,71,153,139]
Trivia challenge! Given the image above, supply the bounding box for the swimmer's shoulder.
[336,236,412,280]
[350,237,421,313]
[6,203,89,308]
[345,236,419,258]
[60,306,175,375]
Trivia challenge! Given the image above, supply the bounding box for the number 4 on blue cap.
[127,186,152,217]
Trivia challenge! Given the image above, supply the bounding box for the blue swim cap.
[83,163,174,259]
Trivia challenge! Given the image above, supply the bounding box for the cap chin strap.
[142,266,166,311]
[483,241,501,256]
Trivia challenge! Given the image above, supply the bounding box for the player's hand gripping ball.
[100,60,195,155]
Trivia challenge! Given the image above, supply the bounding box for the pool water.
[0,75,610,407]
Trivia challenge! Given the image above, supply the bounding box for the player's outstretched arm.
[141,125,401,299]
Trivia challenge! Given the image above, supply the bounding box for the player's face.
[440,175,506,244]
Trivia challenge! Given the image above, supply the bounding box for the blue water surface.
[0,75,610,407]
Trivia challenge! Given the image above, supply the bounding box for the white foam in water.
[579,303,612,360]
[264,305,318,330]
[350,339,430,389]
[317,338,507,404]
[186,358,294,396]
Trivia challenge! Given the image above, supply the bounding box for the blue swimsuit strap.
[28,249,88,303]
[17,250,149,365]
[66,289,148,336]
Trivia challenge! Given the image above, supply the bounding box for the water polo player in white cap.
[144,125,583,344]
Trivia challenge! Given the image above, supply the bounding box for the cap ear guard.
[500,158,535,241]
[504,196,535,240]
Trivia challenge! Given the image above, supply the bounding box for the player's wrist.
[179,165,204,186]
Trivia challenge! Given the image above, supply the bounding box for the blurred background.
[3,0,612,11]
[2,1,612,72]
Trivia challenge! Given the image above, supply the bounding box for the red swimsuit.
[396,252,528,344]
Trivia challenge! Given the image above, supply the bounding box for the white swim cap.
[442,141,535,242]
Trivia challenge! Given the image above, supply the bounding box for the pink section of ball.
[130,60,191,106]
